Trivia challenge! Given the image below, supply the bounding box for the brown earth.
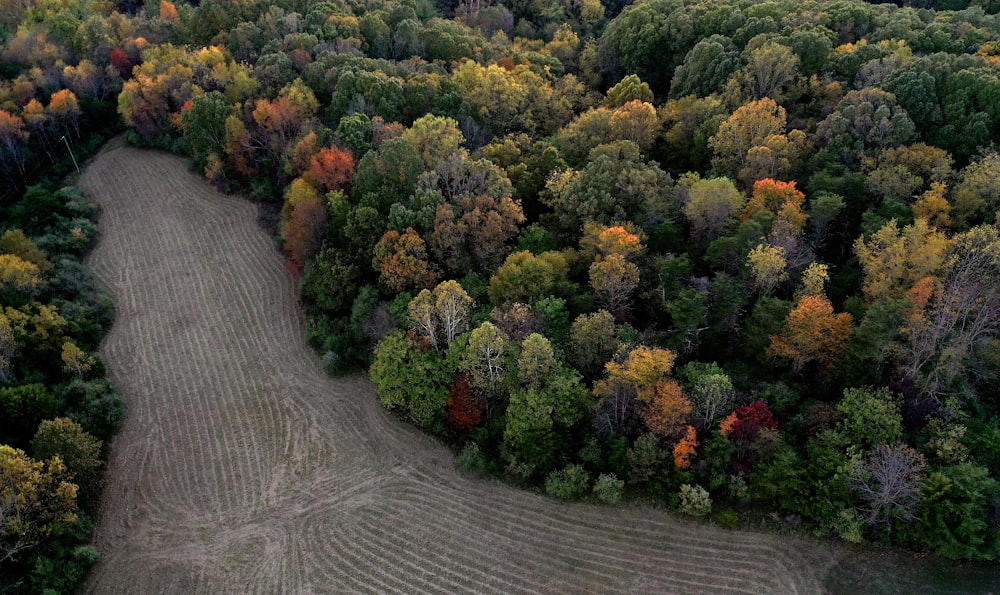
[78,141,986,593]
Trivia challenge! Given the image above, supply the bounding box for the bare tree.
[851,443,926,529]
[896,226,1000,400]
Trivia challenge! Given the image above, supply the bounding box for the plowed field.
[80,141,992,593]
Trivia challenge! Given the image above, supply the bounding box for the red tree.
[720,399,778,442]
[445,374,482,431]
[304,146,355,192]
[110,48,132,79]
[282,194,327,273]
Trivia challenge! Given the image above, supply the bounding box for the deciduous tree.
[372,228,439,293]
[461,321,511,403]
[682,176,745,244]
[709,98,787,178]
[854,218,950,303]
[770,293,853,373]
[850,443,925,529]
[568,310,618,378]
[0,445,78,565]
[303,146,355,193]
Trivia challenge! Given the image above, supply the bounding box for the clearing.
[79,142,994,593]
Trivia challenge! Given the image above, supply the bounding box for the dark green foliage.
[302,247,361,316]
[0,383,58,449]
[58,379,124,443]
[27,516,99,594]
[457,442,488,475]
[181,91,233,172]
[912,464,1000,561]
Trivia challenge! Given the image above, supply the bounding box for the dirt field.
[78,142,991,593]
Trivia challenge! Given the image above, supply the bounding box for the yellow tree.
[854,218,950,303]
[608,100,658,153]
[912,182,952,229]
[590,254,639,316]
[682,177,745,244]
[1,445,79,564]
[747,243,788,297]
[769,293,854,372]
[0,254,42,294]
[594,345,691,438]
[401,114,466,170]
[709,98,787,178]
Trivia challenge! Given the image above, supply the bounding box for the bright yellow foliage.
[854,218,950,303]
[0,253,41,293]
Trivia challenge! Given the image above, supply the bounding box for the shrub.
[627,433,666,483]
[593,473,625,505]
[713,510,739,529]
[545,464,591,500]
[678,484,712,517]
[457,442,487,476]
[321,351,342,375]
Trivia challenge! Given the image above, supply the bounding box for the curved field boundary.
[78,143,959,593]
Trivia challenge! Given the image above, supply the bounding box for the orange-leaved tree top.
[742,178,807,229]
[159,0,179,24]
[304,146,355,193]
[769,293,854,372]
[594,345,692,438]
[372,228,439,293]
[673,425,698,470]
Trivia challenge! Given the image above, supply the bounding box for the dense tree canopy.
[7,0,1000,578]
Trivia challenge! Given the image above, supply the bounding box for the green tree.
[488,250,568,307]
[461,321,511,402]
[504,363,590,474]
[670,36,739,100]
[569,310,618,378]
[181,91,233,173]
[814,88,916,168]
[0,384,58,449]
[31,418,102,498]
[915,463,1000,561]
[837,386,903,452]
[369,331,459,433]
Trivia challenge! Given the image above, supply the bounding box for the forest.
[3,0,1000,589]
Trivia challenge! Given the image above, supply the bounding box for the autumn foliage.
[742,178,807,229]
[445,374,482,431]
[110,48,132,78]
[673,425,698,470]
[637,380,692,439]
[159,0,179,24]
[304,146,355,192]
[372,228,439,292]
[719,400,778,442]
[281,194,327,273]
[769,294,854,372]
